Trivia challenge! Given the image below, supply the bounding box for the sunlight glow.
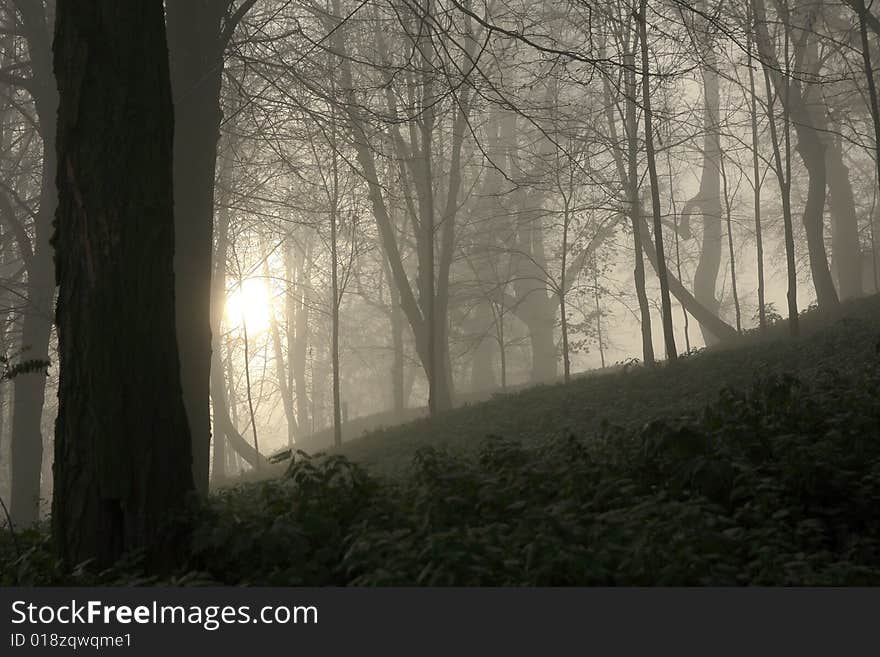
[225,277,272,333]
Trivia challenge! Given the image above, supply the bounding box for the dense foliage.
[2,300,880,585]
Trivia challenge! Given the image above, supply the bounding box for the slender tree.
[679,0,723,346]
[746,6,767,330]
[7,0,57,528]
[637,0,677,360]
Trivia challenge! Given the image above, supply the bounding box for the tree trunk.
[637,213,739,342]
[752,0,838,310]
[798,134,839,307]
[746,13,766,330]
[720,154,742,332]
[287,239,312,431]
[166,0,241,495]
[52,0,194,569]
[626,109,655,363]
[329,188,342,449]
[681,0,723,345]
[8,0,58,528]
[468,300,498,393]
[858,0,880,263]
[638,0,677,361]
[762,62,800,334]
[265,253,297,450]
[524,306,559,383]
[383,257,407,412]
[602,47,655,365]
[9,180,52,527]
[210,139,233,482]
[667,148,691,351]
[623,64,656,365]
[826,136,863,299]
[333,3,464,411]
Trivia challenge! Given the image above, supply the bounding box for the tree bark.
[52,0,194,569]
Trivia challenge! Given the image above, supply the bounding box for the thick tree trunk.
[52,0,194,569]
[166,0,231,495]
[798,135,839,307]
[826,137,863,299]
[501,106,560,383]
[468,300,498,393]
[522,303,559,383]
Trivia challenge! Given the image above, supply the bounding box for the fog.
[0,0,879,583]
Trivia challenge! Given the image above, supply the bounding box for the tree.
[637,0,677,361]
[679,0,724,346]
[6,0,58,528]
[52,0,194,568]
[753,0,839,309]
[328,0,476,411]
[166,0,256,494]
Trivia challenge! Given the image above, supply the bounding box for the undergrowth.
[3,349,879,585]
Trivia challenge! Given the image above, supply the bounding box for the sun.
[225,277,271,333]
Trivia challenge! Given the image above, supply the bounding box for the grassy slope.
[5,296,879,585]
[328,295,880,477]
[186,293,880,585]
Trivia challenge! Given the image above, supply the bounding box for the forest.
[0,0,879,585]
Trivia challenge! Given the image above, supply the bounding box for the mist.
[0,0,879,589]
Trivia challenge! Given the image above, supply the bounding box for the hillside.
[298,295,880,477]
[5,295,880,585]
